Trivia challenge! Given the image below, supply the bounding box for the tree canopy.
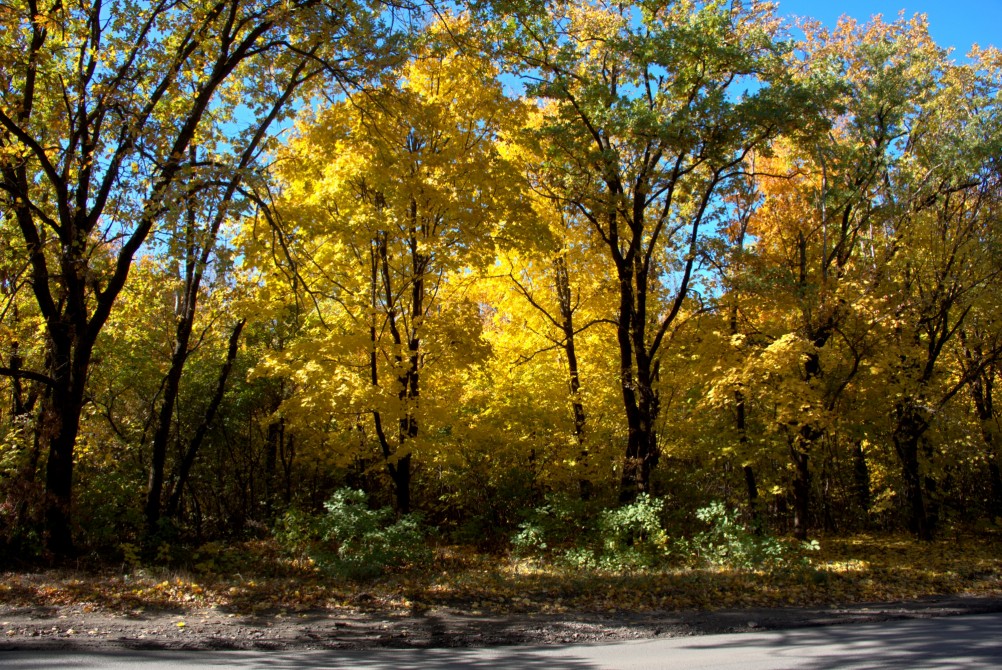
[0,0,1000,560]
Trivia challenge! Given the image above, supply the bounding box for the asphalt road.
[1,612,999,669]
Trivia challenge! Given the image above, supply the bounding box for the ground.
[2,595,1002,651]
[1,532,1000,650]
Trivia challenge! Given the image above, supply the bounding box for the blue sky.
[775,0,1001,56]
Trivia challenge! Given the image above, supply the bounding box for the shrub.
[682,501,817,571]
[511,493,591,554]
[275,488,431,580]
[513,494,671,571]
[591,493,670,570]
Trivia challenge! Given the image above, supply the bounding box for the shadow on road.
[3,613,1001,669]
[675,613,1002,669]
[0,646,599,669]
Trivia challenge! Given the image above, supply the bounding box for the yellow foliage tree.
[247,25,525,512]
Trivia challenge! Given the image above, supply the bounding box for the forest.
[0,0,1000,580]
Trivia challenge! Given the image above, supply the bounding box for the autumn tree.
[477,228,623,500]
[709,138,886,538]
[492,0,814,499]
[77,253,248,544]
[491,116,623,499]
[0,0,401,555]
[873,45,1002,538]
[767,15,947,538]
[708,20,1002,539]
[250,26,524,513]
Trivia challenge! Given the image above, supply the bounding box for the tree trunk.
[145,336,191,535]
[264,417,282,515]
[789,441,811,541]
[990,461,1002,521]
[743,464,761,533]
[371,228,423,516]
[853,441,871,515]
[620,384,658,501]
[782,343,831,541]
[892,404,933,541]
[41,396,82,557]
[553,255,590,500]
[282,433,295,506]
[617,272,659,501]
[39,328,95,556]
[734,385,762,530]
[145,190,202,536]
[164,319,245,520]
[392,453,412,515]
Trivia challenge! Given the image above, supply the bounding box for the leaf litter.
[0,533,999,650]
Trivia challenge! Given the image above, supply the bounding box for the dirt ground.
[2,594,1001,651]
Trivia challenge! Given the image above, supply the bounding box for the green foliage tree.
[490,0,817,500]
[0,0,399,555]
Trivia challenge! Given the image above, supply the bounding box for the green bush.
[275,488,431,580]
[682,501,817,571]
[596,494,670,569]
[513,494,671,571]
[511,493,591,554]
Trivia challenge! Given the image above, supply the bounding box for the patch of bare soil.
[2,595,1001,651]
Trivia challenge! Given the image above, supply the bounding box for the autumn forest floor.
[1,533,1001,651]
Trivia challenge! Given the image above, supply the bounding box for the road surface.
[1,612,1000,668]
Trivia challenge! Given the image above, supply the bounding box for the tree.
[0,0,397,555]
[493,0,813,499]
[478,229,622,499]
[494,117,621,498]
[959,310,1002,521]
[253,26,523,512]
[850,37,1002,539]
[695,15,1001,540]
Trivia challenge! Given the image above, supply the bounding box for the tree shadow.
[676,613,1002,669]
[0,647,598,669]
